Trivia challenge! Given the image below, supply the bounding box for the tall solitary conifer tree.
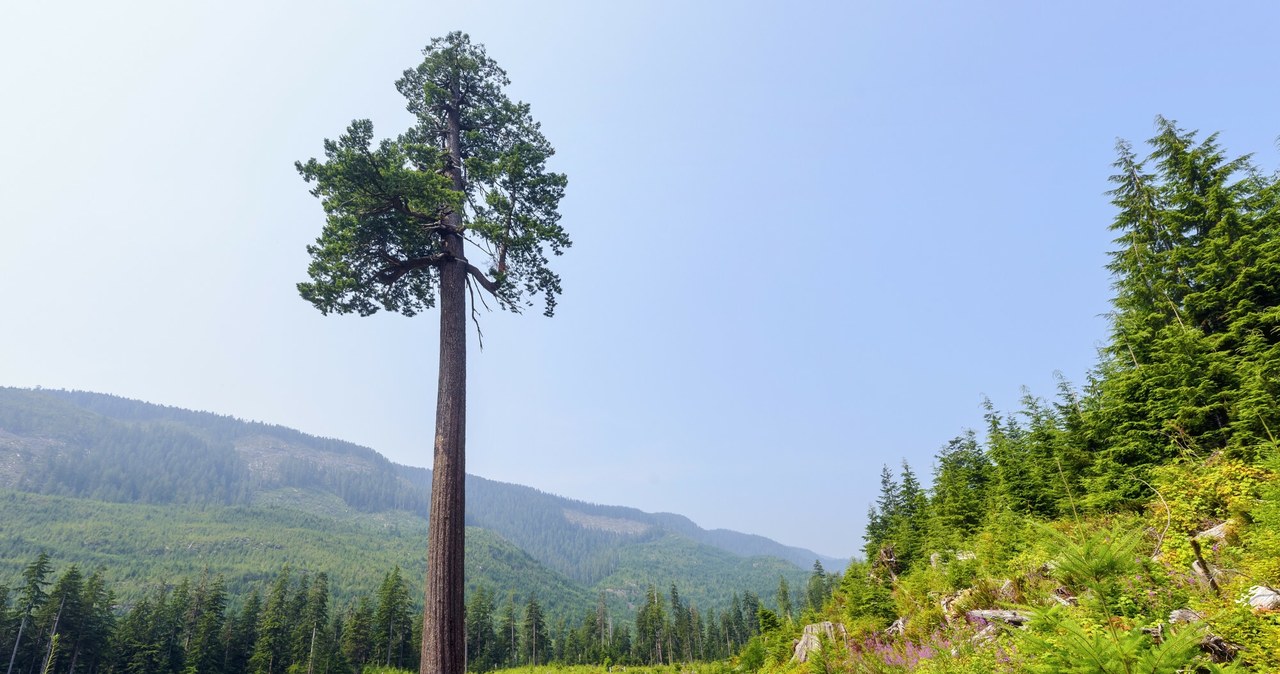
[296,32,569,674]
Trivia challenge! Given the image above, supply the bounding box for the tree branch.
[463,262,502,296]
[375,253,450,285]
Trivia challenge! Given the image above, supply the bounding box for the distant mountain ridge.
[0,387,843,616]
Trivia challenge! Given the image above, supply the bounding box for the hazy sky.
[3,2,1278,559]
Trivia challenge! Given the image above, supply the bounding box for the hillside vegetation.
[738,120,1280,673]
[0,386,822,621]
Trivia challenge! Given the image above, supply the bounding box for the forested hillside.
[0,387,819,625]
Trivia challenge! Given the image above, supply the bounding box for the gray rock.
[1246,586,1280,611]
[1196,522,1229,542]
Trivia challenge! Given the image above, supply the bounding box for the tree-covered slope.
[0,387,825,619]
[0,487,591,618]
[742,119,1280,674]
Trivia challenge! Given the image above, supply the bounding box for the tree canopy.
[296,32,569,318]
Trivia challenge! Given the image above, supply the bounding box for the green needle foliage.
[296,32,569,317]
[1020,605,1209,674]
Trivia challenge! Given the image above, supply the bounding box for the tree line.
[1,552,834,674]
[0,553,418,674]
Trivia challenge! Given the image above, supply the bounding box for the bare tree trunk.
[6,616,26,674]
[421,89,468,674]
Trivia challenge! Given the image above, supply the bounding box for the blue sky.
[2,2,1278,559]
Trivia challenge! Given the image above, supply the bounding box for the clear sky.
[2,2,1278,560]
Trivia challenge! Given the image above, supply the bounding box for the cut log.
[965,609,1031,627]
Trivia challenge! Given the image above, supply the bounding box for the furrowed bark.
[422,87,468,674]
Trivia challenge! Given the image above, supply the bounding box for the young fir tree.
[373,567,413,669]
[223,589,261,674]
[634,587,666,665]
[668,585,690,662]
[463,585,495,672]
[7,551,51,674]
[863,464,899,559]
[520,596,547,667]
[806,561,828,614]
[249,569,293,674]
[296,32,569,674]
[75,570,114,674]
[1080,118,1280,507]
[891,459,928,570]
[184,573,227,674]
[495,595,519,668]
[775,576,793,622]
[339,597,373,671]
[33,564,84,674]
[289,572,328,674]
[926,431,992,548]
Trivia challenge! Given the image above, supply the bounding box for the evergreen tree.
[668,585,690,662]
[495,596,519,668]
[1085,117,1280,505]
[72,570,114,674]
[863,465,898,558]
[927,431,992,547]
[592,591,609,660]
[372,567,412,669]
[611,622,631,665]
[634,587,665,665]
[296,32,571,674]
[728,593,747,650]
[221,589,260,674]
[249,569,293,674]
[689,604,705,661]
[463,586,495,672]
[184,573,227,674]
[6,552,51,674]
[775,576,792,622]
[741,591,761,639]
[169,578,193,666]
[114,594,166,674]
[33,565,84,674]
[892,459,928,569]
[289,572,328,674]
[519,596,547,667]
[338,598,373,671]
[806,561,828,614]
